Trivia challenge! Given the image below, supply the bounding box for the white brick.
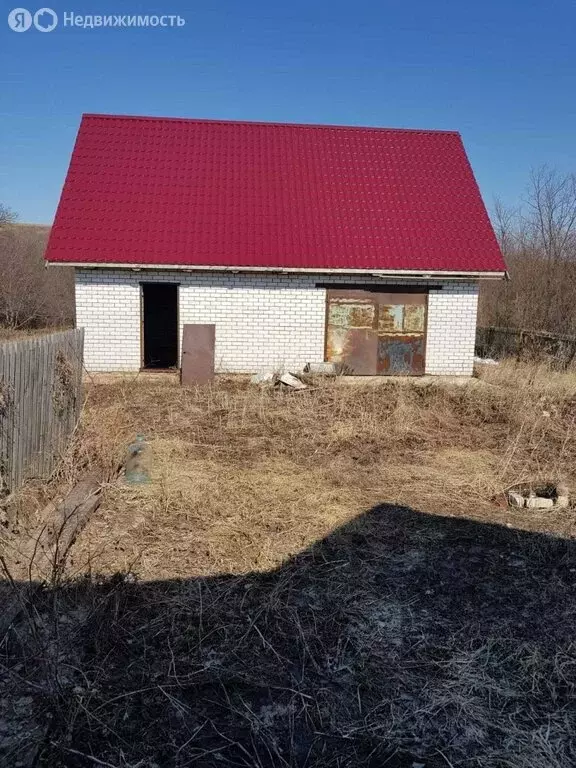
[75,269,479,376]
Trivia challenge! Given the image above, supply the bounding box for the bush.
[0,224,74,329]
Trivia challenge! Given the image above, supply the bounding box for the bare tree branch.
[0,203,17,228]
[0,222,74,330]
[523,166,576,262]
[480,168,576,334]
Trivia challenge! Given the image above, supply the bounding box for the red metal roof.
[46,114,506,273]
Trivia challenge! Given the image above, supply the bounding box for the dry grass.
[479,356,576,396]
[0,324,72,342]
[2,364,576,766]
[69,367,576,581]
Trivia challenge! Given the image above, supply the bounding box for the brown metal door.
[325,290,379,374]
[325,289,426,375]
[181,324,215,385]
[375,292,427,375]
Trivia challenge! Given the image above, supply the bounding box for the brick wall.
[75,269,479,375]
[426,282,479,375]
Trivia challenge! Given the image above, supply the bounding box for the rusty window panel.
[328,301,375,329]
[403,304,426,333]
[378,305,404,333]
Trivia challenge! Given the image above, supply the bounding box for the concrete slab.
[337,375,485,387]
[85,371,489,390]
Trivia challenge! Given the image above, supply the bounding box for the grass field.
[2,364,576,766]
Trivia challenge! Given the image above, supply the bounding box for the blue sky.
[1,0,575,224]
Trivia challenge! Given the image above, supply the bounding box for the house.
[45,114,506,376]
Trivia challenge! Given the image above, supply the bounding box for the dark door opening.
[142,283,179,369]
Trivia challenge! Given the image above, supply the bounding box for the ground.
[2,363,576,767]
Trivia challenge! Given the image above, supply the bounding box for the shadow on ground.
[2,504,576,767]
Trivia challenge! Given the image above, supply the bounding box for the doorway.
[141,283,179,369]
[325,288,427,375]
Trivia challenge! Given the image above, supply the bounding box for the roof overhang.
[47,262,507,280]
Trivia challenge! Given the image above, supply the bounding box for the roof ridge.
[81,113,461,136]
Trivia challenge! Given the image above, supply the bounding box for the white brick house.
[74,270,479,375]
[46,114,506,376]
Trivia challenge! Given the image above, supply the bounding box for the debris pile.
[506,482,570,510]
[250,371,308,390]
[250,362,345,389]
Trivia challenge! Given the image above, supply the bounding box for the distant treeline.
[0,208,74,330]
[479,166,576,335]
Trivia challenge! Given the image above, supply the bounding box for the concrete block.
[304,362,339,375]
[250,371,276,385]
[525,496,554,510]
[507,491,525,508]
[279,373,307,390]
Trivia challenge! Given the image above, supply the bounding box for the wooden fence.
[0,328,84,494]
[476,326,576,368]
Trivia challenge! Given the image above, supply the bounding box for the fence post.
[477,326,576,367]
[0,329,84,494]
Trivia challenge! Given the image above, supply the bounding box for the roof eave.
[46,262,507,280]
